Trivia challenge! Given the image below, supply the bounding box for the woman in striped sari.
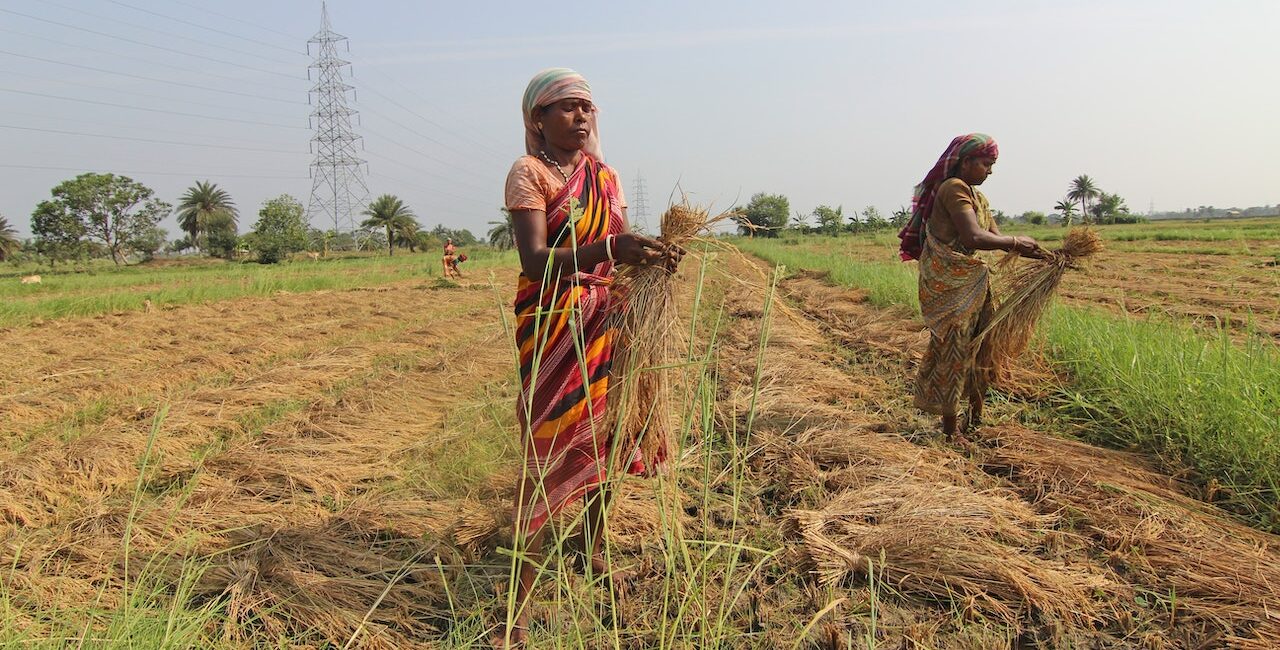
[899,134,1045,443]
[494,68,681,648]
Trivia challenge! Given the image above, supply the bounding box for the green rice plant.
[738,237,1280,531]
[0,250,519,327]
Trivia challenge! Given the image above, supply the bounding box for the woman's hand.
[1010,235,1047,259]
[613,233,684,271]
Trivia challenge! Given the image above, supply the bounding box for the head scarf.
[897,133,999,261]
[522,67,603,161]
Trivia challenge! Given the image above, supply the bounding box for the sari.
[512,154,642,535]
[913,181,998,416]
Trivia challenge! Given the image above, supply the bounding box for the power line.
[366,170,494,214]
[0,163,307,180]
[360,106,499,182]
[0,68,299,122]
[0,49,304,105]
[360,149,494,204]
[1,108,298,148]
[0,26,301,100]
[38,0,301,68]
[167,0,298,41]
[0,124,306,154]
[358,121,493,191]
[360,127,494,193]
[0,88,307,129]
[355,72,509,162]
[356,65,511,156]
[0,7,299,81]
[106,0,306,57]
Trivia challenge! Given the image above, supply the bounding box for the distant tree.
[1091,192,1129,224]
[166,236,193,255]
[1054,199,1077,227]
[789,210,812,233]
[31,200,87,266]
[36,173,169,265]
[129,225,168,261]
[1020,211,1047,226]
[992,209,1010,226]
[488,208,515,250]
[736,193,789,237]
[176,181,237,253]
[251,195,309,263]
[0,214,19,261]
[812,204,844,235]
[1068,175,1100,226]
[393,218,422,252]
[361,194,416,256]
[204,211,239,259]
[891,206,911,228]
[416,231,442,253]
[430,225,478,247]
[308,228,339,257]
[862,206,887,230]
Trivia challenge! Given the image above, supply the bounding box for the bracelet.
[605,234,615,261]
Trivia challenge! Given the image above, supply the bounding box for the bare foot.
[490,622,526,649]
[587,555,633,602]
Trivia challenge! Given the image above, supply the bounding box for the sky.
[2,0,1278,239]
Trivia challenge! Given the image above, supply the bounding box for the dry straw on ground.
[978,227,1104,381]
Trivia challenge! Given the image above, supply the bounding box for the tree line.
[1,173,480,267]
[730,174,1147,238]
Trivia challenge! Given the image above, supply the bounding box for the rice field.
[737,216,1280,530]
[2,231,1279,648]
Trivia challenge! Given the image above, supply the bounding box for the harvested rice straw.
[608,200,736,473]
[974,227,1104,382]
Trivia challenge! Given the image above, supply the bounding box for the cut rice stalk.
[607,200,735,473]
[976,228,1103,382]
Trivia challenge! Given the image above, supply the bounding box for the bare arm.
[949,207,1045,258]
[512,208,671,280]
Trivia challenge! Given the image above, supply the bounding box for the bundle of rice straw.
[608,200,733,472]
[975,228,1103,382]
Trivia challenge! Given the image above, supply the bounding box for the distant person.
[442,238,458,278]
[492,67,682,649]
[898,134,1045,444]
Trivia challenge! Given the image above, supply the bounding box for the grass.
[737,234,1280,531]
[0,248,517,327]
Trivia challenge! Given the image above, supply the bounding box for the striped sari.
[513,154,640,536]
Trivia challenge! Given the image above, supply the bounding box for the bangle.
[605,234,615,261]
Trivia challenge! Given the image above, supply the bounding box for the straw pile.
[608,201,732,470]
[978,228,1103,381]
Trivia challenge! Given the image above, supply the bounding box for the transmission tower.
[631,171,651,234]
[305,3,369,233]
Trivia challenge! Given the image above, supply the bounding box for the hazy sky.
[2,0,1277,239]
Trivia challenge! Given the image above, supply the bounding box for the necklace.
[538,149,571,183]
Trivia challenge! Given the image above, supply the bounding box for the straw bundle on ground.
[608,201,733,471]
[978,228,1103,381]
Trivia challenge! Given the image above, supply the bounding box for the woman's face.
[959,156,996,186]
[538,98,594,152]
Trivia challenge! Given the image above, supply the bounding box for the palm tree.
[0,215,20,261]
[176,181,237,252]
[487,208,515,250]
[361,194,416,256]
[1067,175,1100,226]
[1054,199,1077,227]
[393,218,422,252]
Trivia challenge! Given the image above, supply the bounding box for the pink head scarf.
[521,67,604,161]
